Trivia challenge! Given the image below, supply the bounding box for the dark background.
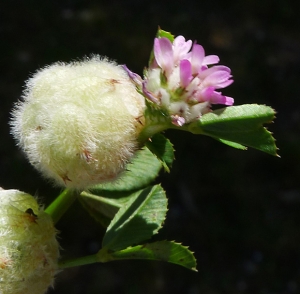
[0,1,299,293]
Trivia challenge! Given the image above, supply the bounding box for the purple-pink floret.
[153,36,234,107]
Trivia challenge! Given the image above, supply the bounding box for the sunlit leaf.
[187,104,278,156]
[89,147,162,193]
[102,185,168,251]
[98,240,197,271]
[79,147,164,227]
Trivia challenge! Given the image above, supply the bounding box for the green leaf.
[79,147,164,227]
[145,133,175,172]
[89,147,162,193]
[79,191,131,227]
[218,139,247,150]
[98,241,197,271]
[188,104,278,156]
[102,185,168,251]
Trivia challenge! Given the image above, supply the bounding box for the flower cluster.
[10,56,145,190]
[0,188,59,294]
[126,34,234,126]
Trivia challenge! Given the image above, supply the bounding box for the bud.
[0,188,59,294]
[10,56,145,189]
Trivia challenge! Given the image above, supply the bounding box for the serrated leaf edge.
[105,240,197,271]
[102,184,168,250]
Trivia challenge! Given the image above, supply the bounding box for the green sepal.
[145,133,175,172]
[138,100,172,143]
[156,28,174,42]
[187,104,278,156]
[98,240,197,271]
[102,185,168,251]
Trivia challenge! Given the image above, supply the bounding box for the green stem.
[45,188,78,224]
[58,254,99,269]
[138,123,170,143]
[58,248,112,269]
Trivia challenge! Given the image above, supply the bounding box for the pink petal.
[199,66,231,79]
[216,79,234,88]
[199,86,215,101]
[171,115,186,126]
[142,81,159,104]
[202,70,233,88]
[122,64,142,87]
[224,96,234,105]
[180,59,192,88]
[173,36,192,62]
[203,55,220,65]
[191,44,205,74]
[154,38,174,75]
[209,91,234,105]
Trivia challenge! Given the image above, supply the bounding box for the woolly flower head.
[0,188,59,294]
[11,56,145,190]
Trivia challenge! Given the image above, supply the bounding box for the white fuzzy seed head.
[0,189,59,294]
[10,56,145,189]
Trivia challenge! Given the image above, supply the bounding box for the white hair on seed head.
[10,56,145,190]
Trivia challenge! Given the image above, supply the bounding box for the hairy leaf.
[102,185,168,251]
[89,147,162,193]
[98,241,197,271]
[188,104,278,156]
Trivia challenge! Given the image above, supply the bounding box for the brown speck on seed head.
[25,208,38,223]
[135,116,144,125]
[0,256,12,269]
[82,149,93,162]
[109,79,120,84]
[106,78,120,91]
[61,174,72,184]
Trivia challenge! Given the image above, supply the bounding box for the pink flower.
[125,32,234,126]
